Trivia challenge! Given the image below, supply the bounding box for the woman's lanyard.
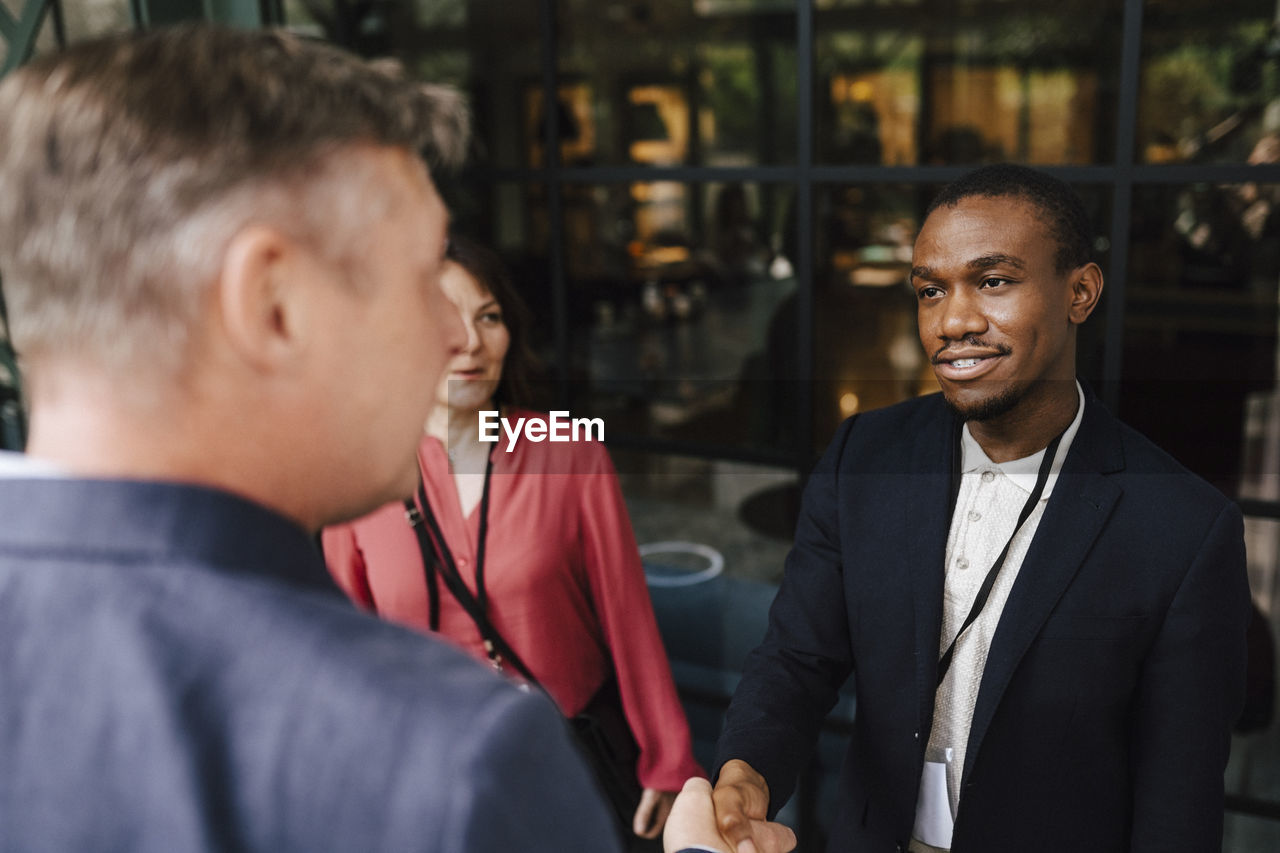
[403,443,535,678]
[935,427,1065,688]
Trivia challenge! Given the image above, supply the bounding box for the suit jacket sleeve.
[714,416,858,815]
[1129,500,1251,851]
[424,685,626,852]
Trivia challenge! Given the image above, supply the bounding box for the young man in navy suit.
[708,165,1250,853]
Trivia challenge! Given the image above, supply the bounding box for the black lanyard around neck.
[935,426,1065,687]
[403,443,538,681]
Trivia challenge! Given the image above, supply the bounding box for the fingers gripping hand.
[711,760,775,850]
[663,771,796,853]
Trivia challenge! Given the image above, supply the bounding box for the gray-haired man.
[0,24,623,851]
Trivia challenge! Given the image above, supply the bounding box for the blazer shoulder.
[821,392,952,469]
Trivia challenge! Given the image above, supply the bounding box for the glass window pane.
[815,1,1122,165]
[5,0,62,63]
[1225,517,1280,821]
[555,0,797,166]
[811,183,933,446]
[1139,0,1280,164]
[619,451,796,583]
[54,0,132,44]
[566,181,798,453]
[1123,183,1280,496]
[445,181,557,371]
[312,0,539,169]
[281,0,325,37]
[1223,809,1280,853]
[625,449,798,810]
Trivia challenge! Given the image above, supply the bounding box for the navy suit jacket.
[717,389,1250,852]
[0,476,625,852]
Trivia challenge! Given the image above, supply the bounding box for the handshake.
[663,761,797,853]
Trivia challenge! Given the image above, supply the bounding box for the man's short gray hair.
[0,24,469,373]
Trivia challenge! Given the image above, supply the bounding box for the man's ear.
[216,225,310,372]
[1068,262,1104,325]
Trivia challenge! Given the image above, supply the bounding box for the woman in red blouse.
[322,235,702,845]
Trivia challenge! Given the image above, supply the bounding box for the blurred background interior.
[3,0,1280,849]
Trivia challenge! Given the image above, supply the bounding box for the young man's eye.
[979,277,1010,289]
[916,285,942,300]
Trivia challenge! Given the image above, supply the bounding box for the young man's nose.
[938,290,987,342]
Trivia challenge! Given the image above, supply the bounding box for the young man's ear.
[216,225,308,371]
[1068,262,1104,325]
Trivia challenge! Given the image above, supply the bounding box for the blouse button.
[457,557,469,568]
[956,556,970,570]
[968,510,982,522]
[980,470,996,483]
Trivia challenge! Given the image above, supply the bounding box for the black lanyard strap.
[936,429,1065,687]
[403,447,540,684]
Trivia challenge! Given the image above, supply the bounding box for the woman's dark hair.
[445,233,538,408]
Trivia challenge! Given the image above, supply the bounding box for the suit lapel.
[907,406,961,735]
[961,395,1125,784]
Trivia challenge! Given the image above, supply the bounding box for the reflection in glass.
[1124,183,1280,496]
[809,184,935,447]
[1139,2,1280,164]
[555,0,797,165]
[617,451,797,583]
[815,2,1120,165]
[16,0,61,61]
[564,182,797,452]
[52,0,131,43]
[1226,514,1280,817]
[1222,808,1280,853]
[294,0,538,168]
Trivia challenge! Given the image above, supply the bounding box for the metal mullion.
[1130,164,1280,184]
[1225,793,1280,822]
[1238,500,1280,521]
[49,0,64,48]
[558,165,795,183]
[0,0,53,76]
[809,165,1122,184]
[1101,0,1144,413]
[472,164,1280,188]
[485,164,1147,185]
[258,0,283,26]
[602,432,798,471]
[0,5,17,38]
[794,0,814,478]
[540,0,569,411]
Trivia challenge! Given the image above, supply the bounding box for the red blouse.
[321,413,703,792]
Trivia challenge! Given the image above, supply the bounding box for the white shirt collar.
[959,380,1086,500]
[0,450,66,478]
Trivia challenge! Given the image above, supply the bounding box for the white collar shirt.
[912,381,1086,852]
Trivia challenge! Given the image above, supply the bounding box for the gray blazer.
[0,476,623,852]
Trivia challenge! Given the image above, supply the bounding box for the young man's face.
[910,194,1089,424]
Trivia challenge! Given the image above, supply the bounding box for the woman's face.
[435,260,511,415]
